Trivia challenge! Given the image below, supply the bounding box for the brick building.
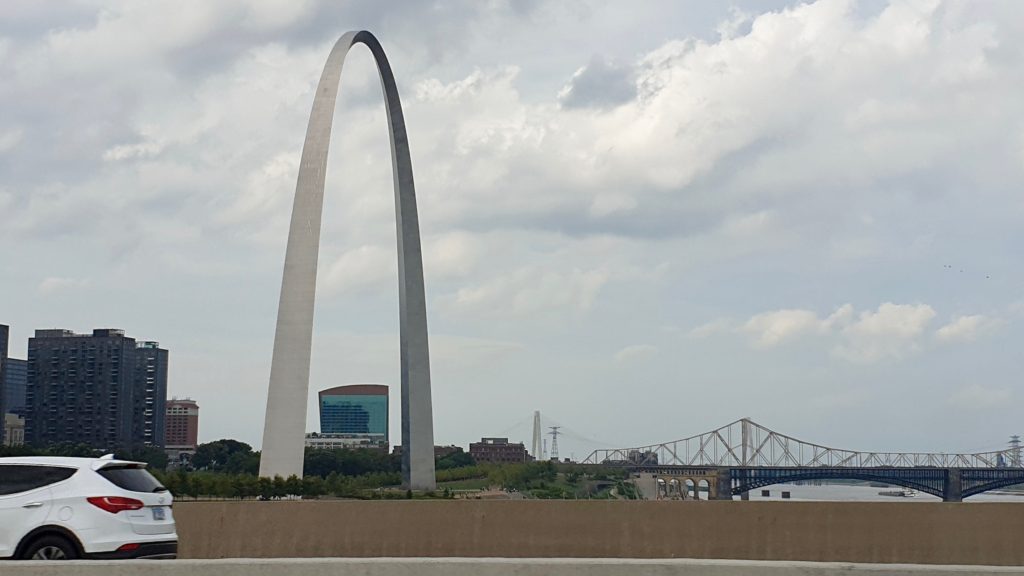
[165,397,199,450]
[469,437,530,464]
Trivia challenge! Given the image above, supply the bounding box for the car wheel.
[23,535,79,560]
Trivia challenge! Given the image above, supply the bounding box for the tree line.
[0,442,168,469]
[187,439,476,477]
[149,464,491,500]
[1,439,630,500]
[0,438,476,479]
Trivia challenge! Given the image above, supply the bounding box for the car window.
[0,465,77,496]
[96,465,166,493]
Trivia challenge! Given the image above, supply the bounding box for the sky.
[1,0,1022,460]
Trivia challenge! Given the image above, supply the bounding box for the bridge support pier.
[714,468,733,500]
[943,468,962,502]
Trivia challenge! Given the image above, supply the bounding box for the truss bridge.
[582,419,1024,501]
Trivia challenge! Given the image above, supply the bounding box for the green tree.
[301,447,400,478]
[192,439,255,472]
[436,450,475,470]
[44,443,103,458]
[301,475,325,498]
[214,475,236,499]
[272,475,287,499]
[224,451,259,475]
[303,449,340,478]
[257,477,274,500]
[184,474,202,499]
[285,474,303,496]
[122,446,169,470]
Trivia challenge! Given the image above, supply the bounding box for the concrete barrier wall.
[173,501,1024,565]
[6,559,1024,576]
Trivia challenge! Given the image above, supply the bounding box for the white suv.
[0,455,177,560]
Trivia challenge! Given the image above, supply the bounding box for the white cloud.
[558,55,636,109]
[429,335,525,369]
[696,302,949,363]
[217,151,300,237]
[948,384,1012,411]
[0,128,23,154]
[735,303,853,349]
[241,0,315,31]
[833,303,936,363]
[716,7,754,41]
[741,309,824,348]
[38,277,91,295]
[935,315,1003,343]
[319,245,395,296]
[589,193,637,218]
[102,141,163,162]
[308,231,487,297]
[444,266,610,316]
[425,231,483,281]
[613,344,657,363]
[718,210,778,239]
[687,318,733,339]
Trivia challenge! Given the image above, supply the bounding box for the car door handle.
[22,502,44,508]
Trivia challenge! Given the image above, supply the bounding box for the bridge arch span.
[731,468,946,499]
[962,470,1024,499]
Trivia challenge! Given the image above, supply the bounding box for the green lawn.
[439,477,490,490]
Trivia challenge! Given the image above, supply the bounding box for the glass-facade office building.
[318,384,388,442]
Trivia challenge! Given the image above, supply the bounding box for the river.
[743,482,1024,502]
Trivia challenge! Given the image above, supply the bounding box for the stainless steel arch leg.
[259,31,436,490]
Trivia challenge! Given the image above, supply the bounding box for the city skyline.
[2,1,1023,459]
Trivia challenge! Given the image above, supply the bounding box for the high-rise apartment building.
[25,328,168,451]
[165,398,199,450]
[4,358,28,417]
[133,341,168,448]
[0,323,8,445]
[318,385,388,446]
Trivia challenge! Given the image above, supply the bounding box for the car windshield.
[96,465,166,493]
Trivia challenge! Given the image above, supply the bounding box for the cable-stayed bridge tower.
[532,411,542,460]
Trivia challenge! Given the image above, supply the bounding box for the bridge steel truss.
[729,466,950,499]
[961,468,1024,499]
[636,465,1024,501]
[582,418,1019,469]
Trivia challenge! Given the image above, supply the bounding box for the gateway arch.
[259,30,436,490]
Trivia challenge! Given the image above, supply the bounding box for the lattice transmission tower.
[548,426,562,461]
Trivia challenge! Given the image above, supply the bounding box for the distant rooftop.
[34,328,126,338]
[168,397,198,406]
[479,437,511,444]
[31,329,160,348]
[319,384,389,397]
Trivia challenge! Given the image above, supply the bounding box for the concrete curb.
[5,558,1024,575]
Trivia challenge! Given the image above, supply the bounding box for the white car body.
[0,455,177,560]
